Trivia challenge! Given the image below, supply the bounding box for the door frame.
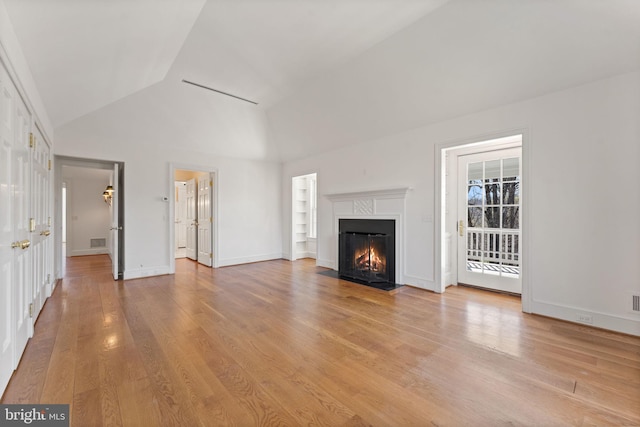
[54,156,125,281]
[168,163,218,273]
[435,129,531,313]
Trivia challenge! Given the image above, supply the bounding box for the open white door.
[110,163,119,280]
[457,147,522,294]
[197,174,212,267]
[185,178,197,260]
[175,182,187,251]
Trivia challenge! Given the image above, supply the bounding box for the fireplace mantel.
[325,187,411,202]
[323,187,410,285]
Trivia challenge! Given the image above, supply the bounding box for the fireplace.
[339,219,396,289]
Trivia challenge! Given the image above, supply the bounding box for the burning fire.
[355,247,386,272]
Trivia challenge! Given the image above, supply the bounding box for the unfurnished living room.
[1,1,639,425]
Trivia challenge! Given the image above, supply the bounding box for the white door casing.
[185,178,197,260]
[197,175,212,267]
[110,163,119,280]
[457,147,522,294]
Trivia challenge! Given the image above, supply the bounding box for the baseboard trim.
[531,300,640,336]
[218,253,283,267]
[70,248,108,256]
[403,274,438,292]
[123,266,171,280]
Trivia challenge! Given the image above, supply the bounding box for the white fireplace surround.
[325,188,410,285]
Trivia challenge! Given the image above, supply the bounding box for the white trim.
[317,258,335,269]
[218,253,283,267]
[532,300,640,336]
[70,248,109,257]
[325,187,411,202]
[124,265,171,280]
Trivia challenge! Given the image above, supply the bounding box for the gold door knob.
[459,220,464,237]
[40,230,51,236]
[11,241,20,249]
[20,239,30,249]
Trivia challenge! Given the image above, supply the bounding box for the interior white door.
[457,148,522,294]
[0,61,17,394]
[110,163,119,280]
[13,83,32,367]
[175,182,187,250]
[197,175,212,267]
[30,127,50,319]
[185,178,197,260]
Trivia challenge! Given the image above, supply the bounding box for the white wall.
[65,172,111,256]
[54,126,283,278]
[282,71,640,335]
[0,0,53,139]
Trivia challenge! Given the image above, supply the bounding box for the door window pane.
[502,182,519,204]
[484,183,500,205]
[468,162,483,184]
[484,207,500,228]
[468,185,482,205]
[468,207,482,227]
[502,207,519,229]
[503,157,519,181]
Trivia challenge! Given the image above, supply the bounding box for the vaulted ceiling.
[4,0,640,161]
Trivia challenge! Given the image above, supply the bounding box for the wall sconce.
[103,185,114,206]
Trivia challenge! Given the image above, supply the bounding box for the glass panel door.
[458,147,522,293]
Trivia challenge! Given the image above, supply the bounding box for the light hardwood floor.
[2,255,639,426]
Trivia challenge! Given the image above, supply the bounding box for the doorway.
[291,173,317,261]
[169,166,218,272]
[437,132,529,310]
[457,147,521,294]
[54,156,124,280]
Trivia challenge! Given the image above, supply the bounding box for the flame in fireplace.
[355,247,386,272]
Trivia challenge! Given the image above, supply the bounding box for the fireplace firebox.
[338,219,396,289]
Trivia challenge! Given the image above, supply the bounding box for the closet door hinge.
[29,303,33,318]
[29,133,35,148]
[48,159,52,170]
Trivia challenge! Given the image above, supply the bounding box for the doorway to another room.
[171,167,217,271]
[54,156,124,281]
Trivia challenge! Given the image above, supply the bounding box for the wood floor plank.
[2,255,639,426]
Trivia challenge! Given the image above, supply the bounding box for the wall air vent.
[633,294,640,312]
[90,238,106,248]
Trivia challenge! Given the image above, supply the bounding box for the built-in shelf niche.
[292,173,317,259]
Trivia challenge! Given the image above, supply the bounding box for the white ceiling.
[4,0,640,162]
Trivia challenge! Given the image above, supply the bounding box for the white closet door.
[197,175,212,267]
[13,89,32,362]
[0,60,16,394]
